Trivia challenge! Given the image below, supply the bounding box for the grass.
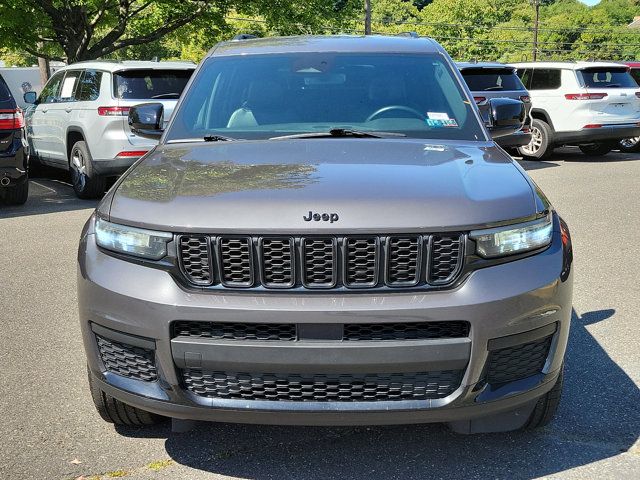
[147,459,174,471]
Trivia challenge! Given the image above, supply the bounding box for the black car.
[0,73,28,205]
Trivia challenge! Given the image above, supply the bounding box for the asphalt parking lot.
[1,149,639,480]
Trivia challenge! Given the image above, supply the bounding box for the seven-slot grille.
[176,234,463,290]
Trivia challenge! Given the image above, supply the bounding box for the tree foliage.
[365,0,640,62]
[1,0,639,65]
[0,0,358,63]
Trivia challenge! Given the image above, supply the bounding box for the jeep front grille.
[176,234,464,290]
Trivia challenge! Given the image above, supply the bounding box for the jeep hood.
[107,139,538,232]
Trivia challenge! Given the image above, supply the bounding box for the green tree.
[0,1,357,64]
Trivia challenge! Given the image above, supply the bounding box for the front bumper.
[554,123,640,145]
[495,130,532,148]
[78,218,573,427]
[92,156,141,176]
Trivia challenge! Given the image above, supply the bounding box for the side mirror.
[23,91,37,104]
[128,103,164,140]
[487,97,525,139]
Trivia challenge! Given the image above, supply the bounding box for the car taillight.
[98,106,130,116]
[473,96,486,104]
[565,93,608,100]
[519,95,531,103]
[116,150,149,158]
[0,109,25,129]
[583,124,602,129]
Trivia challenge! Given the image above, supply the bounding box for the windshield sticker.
[427,112,450,120]
[426,118,458,128]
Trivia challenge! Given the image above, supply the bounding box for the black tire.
[523,367,564,430]
[69,140,106,199]
[87,367,164,426]
[619,137,640,153]
[579,142,612,156]
[518,119,554,160]
[2,180,29,205]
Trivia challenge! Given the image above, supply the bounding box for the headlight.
[470,214,553,258]
[95,218,172,260]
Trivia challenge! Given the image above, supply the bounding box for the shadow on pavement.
[516,158,559,171]
[115,308,639,479]
[516,148,640,171]
[0,165,98,218]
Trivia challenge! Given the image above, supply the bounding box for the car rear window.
[460,68,526,91]
[113,69,193,99]
[630,68,640,86]
[0,76,12,101]
[577,68,637,88]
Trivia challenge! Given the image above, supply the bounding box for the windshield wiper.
[151,93,181,99]
[604,83,621,88]
[203,134,237,142]
[270,128,405,140]
[484,86,504,91]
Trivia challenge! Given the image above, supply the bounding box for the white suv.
[23,61,195,198]
[512,61,640,159]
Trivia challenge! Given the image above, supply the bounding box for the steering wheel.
[366,105,426,122]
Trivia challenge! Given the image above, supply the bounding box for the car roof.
[511,61,629,70]
[56,60,196,73]
[208,35,442,58]
[456,61,515,70]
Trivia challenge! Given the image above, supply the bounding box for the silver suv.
[24,61,195,198]
[79,36,573,434]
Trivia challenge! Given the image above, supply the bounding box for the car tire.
[579,142,612,156]
[69,140,106,199]
[619,137,640,153]
[518,119,553,160]
[87,367,165,426]
[523,366,564,430]
[2,180,29,205]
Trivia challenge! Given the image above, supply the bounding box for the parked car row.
[456,60,640,159]
[2,50,639,206]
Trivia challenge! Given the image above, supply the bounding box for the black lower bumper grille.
[182,370,463,402]
[343,321,469,341]
[173,321,297,341]
[486,335,552,385]
[172,321,469,342]
[96,335,157,382]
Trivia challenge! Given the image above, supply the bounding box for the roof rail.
[396,31,420,38]
[232,34,258,41]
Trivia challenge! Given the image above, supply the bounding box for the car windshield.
[113,69,193,100]
[577,67,638,88]
[460,68,526,91]
[166,53,485,142]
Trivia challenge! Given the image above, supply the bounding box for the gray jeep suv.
[79,35,573,434]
